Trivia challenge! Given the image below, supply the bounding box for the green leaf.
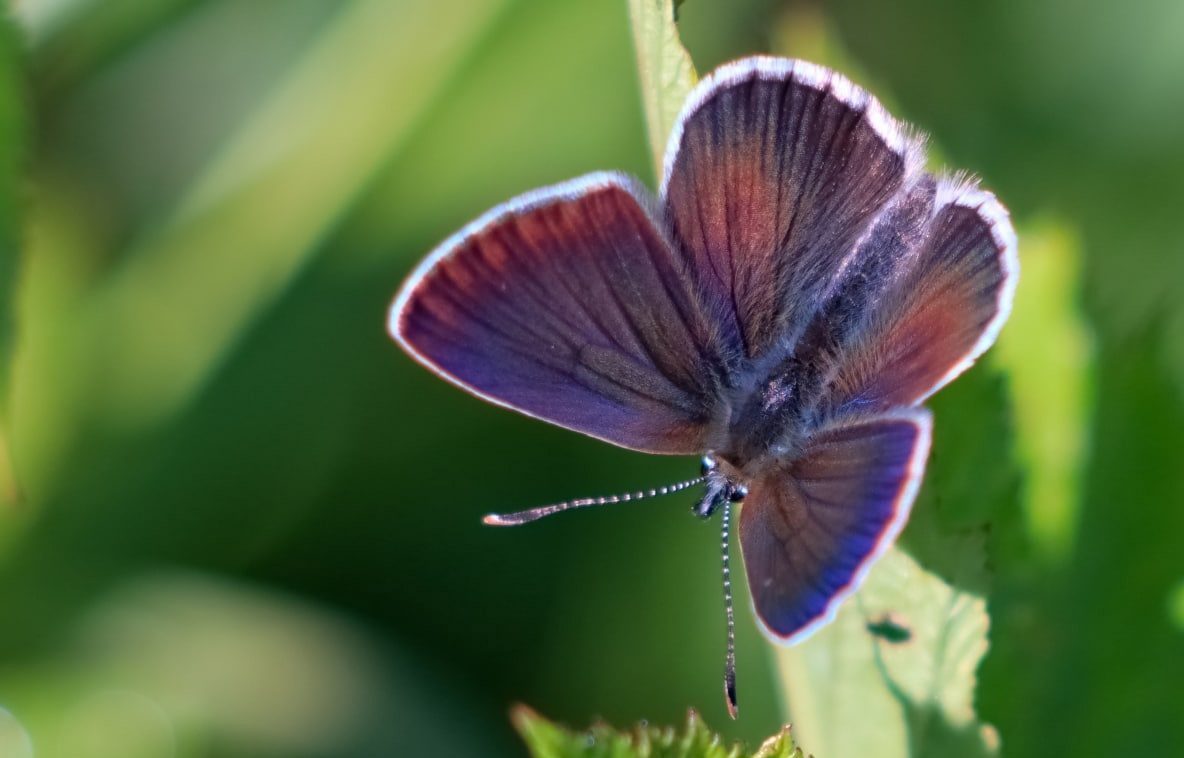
[627,0,698,180]
[984,324,1184,757]
[898,365,1021,599]
[79,0,508,430]
[0,708,32,758]
[775,548,998,758]
[992,221,1093,563]
[1169,577,1184,633]
[0,11,26,505]
[773,362,1019,758]
[0,571,487,756]
[512,707,803,758]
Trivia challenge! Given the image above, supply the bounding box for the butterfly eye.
[729,484,749,502]
[700,456,719,476]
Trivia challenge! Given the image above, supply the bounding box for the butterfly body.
[390,57,1016,686]
[715,353,823,469]
[691,459,745,519]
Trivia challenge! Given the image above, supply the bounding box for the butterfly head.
[693,455,749,519]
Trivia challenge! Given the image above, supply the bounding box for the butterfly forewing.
[391,172,724,455]
[662,58,924,361]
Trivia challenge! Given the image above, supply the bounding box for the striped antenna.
[482,475,706,526]
[721,499,739,718]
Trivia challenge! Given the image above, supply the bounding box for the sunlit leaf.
[993,221,1093,562]
[776,548,998,758]
[0,707,33,758]
[627,0,697,180]
[512,706,802,758]
[1168,578,1184,632]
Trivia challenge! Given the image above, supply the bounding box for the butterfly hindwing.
[738,409,932,643]
[824,177,1018,413]
[391,172,724,455]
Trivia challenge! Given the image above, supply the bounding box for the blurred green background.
[0,0,1182,756]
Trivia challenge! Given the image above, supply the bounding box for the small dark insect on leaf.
[866,614,913,643]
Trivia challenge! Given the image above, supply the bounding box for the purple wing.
[661,57,925,360]
[738,409,932,643]
[389,172,725,455]
[823,177,1019,413]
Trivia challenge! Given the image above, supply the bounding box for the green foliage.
[993,222,1093,562]
[899,365,1021,599]
[0,572,480,757]
[816,2,1184,754]
[0,11,24,504]
[626,0,698,180]
[0,707,33,758]
[85,0,509,431]
[0,12,23,354]
[513,707,802,758]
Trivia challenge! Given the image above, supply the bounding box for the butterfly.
[388,56,1017,717]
